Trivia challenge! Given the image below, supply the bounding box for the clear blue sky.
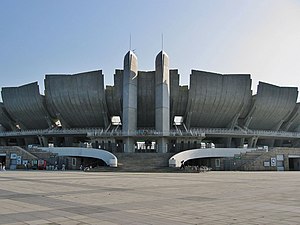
[0,0,299,99]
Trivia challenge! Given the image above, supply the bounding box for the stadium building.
[1,50,300,171]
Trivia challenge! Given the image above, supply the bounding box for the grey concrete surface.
[186,71,252,128]
[122,51,138,152]
[0,171,300,225]
[45,71,108,128]
[137,71,155,128]
[105,70,123,118]
[169,70,188,120]
[281,103,300,132]
[0,103,14,131]
[1,82,51,130]
[245,82,298,130]
[2,52,300,148]
[155,51,170,137]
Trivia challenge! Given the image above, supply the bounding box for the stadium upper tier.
[185,70,252,128]
[244,82,298,131]
[2,82,51,130]
[44,71,109,128]
[0,52,299,134]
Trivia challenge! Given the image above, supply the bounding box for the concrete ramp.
[169,148,255,167]
[40,147,117,167]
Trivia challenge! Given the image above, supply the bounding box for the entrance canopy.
[40,147,117,167]
[169,148,256,167]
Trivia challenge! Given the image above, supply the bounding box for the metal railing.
[0,127,300,139]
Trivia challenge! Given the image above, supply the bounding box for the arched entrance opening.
[184,157,222,170]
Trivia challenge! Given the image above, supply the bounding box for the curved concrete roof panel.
[137,71,155,128]
[45,70,109,128]
[280,103,300,132]
[0,103,14,131]
[1,82,51,129]
[105,70,123,117]
[186,70,251,128]
[245,82,298,130]
[170,70,189,118]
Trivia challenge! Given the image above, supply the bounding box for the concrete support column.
[157,138,168,153]
[64,137,74,147]
[253,137,258,148]
[248,137,255,148]
[239,138,245,148]
[53,137,60,147]
[124,138,135,153]
[0,138,7,146]
[38,136,49,147]
[183,138,189,151]
[176,139,184,151]
[43,136,48,147]
[37,136,42,146]
[225,138,232,148]
[122,51,138,153]
[104,138,115,152]
[110,139,116,152]
[155,51,170,136]
[24,137,37,147]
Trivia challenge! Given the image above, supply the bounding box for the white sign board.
[10,153,17,159]
[16,156,22,165]
[271,157,276,167]
[276,155,284,161]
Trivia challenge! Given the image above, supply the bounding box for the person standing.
[180,160,185,169]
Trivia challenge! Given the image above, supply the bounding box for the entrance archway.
[289,155,300,171]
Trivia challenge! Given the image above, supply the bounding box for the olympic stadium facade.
[1,50,300,156]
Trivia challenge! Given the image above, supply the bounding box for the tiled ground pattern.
[0,171,299,225]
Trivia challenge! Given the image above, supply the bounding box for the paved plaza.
[0,171,300,225]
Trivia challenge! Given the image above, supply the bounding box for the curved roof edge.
[2,81,52,129]
[169,148,255,167]
[40,147,117,167]
[244,81,298,130]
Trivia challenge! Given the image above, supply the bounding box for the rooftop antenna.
[161,33,164,52]
[129,33,131,51]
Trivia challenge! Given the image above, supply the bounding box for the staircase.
[0,146,38,161]
[234,149,267,171]
[92,153,174,172]
[26,147,58,164]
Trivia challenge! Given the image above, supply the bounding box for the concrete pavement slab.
[0,171,300,224]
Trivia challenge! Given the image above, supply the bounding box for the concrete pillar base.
[239,138,245,148]
[124,138,135,153]
[0,138,7,146]
[64,137,74,147]
[225,138,232,148]
[157,138,168,153]
[38,136,49,147]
